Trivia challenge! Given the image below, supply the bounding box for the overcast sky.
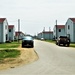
[0,0,75,35]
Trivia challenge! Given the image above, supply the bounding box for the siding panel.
[0,23,3,43]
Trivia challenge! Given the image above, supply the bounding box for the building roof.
[15,31,22,36]
[38,31,53,35]
[8,25,14,29]
[0,18,6,23]
[69,18,75,23]
[55,25,65,29]
[43,31,53,33]
[15,31,25,36]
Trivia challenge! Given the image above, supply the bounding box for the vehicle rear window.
[23,36,33,40]
[59,36,67,38]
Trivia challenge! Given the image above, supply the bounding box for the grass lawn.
[70,44,75,48]
[0,49,20,60]
[0,41,21,48]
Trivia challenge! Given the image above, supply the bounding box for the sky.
[0,0,75,35]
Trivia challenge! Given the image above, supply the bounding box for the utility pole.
[49,27,51,31]
[56,20,57,39]
[43,27,45,32]
[49,27,50,40]
[43,27,45,39]
[18,19,20,43]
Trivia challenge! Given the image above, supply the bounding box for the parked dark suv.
[22,36,34,48]
[56,36,70,47]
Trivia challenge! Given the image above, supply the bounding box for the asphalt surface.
[0,40,75,75]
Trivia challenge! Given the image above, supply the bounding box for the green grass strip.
[0,49,20,60]
[0,41,21,48]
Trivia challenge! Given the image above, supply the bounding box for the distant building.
[0,18,9,43]
[8,25,15,41]
[37,31,53,40]
[65,18,75,42]
[53,25,65,39]
[15,31,25,40]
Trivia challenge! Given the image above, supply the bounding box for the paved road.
[0,40,75,75]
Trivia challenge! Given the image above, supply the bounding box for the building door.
[6,34,8,41]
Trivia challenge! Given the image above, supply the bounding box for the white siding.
[9,29,13,41]
[43,33,53,40]
[15,32,25,40]
[53,26,56,39]
[65,19,74,42]
[73,23,75,42]
[9,27,15,41]
[57,28,65,37]
[0,23,3,43]
[37,33,42,39]
[3,19,9,42]
[53,25,65,39]
[38,32,53,40]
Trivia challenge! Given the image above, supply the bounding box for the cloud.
[0,0,75,35]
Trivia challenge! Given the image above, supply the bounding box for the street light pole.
[49,27,50,40]
[18,19,20,42]
[56,20,57,39]
[43,27,45,39]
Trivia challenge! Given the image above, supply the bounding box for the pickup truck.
[56,36,70,47]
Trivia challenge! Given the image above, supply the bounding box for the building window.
[68,25,70,29]
[9,29,11,32]
[59,29,61,32]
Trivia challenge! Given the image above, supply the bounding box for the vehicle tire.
[22,44,24,48]
[67,44,69,47]
[31,44,34,48]
[58,43,60,46]
[56,42,58,45]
